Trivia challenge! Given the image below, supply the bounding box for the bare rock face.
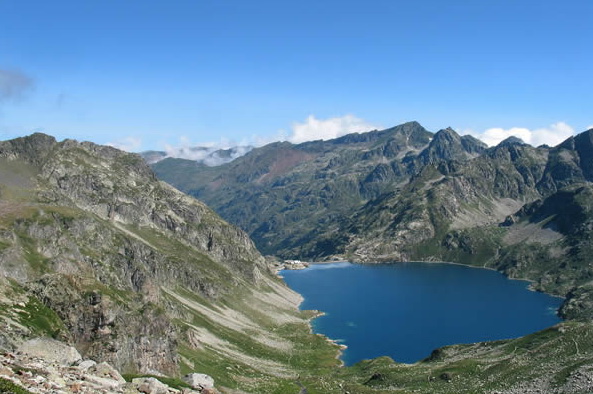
[18,337,82,365]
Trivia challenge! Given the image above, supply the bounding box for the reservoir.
[281,262,562,365]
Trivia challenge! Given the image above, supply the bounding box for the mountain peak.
[498,136,526,146]
[0,133,58,164]
[434,127,461,139]
[417,127,486,164]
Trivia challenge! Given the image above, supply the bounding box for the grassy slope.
[317,321,593,393]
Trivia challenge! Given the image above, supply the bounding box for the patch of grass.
[14,231,49,273]
[553,357,593,386]
[79,283,135,306]
[0,239,11,251]
[0,377,33,394]
[13,295,67,338]
[0,203,37,228]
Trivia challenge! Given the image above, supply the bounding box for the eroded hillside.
[0,134,341,392]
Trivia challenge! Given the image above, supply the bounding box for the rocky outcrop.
[0,343,211,393]
[18,338,82,365]
[182,373,214,391]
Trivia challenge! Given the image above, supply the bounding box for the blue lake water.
[281,262,562,365]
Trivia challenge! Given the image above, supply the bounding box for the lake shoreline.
[282,260,563,366]
[346,259,566,300]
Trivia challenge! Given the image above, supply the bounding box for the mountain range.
[152,121,593,320]
[2,127,593,392]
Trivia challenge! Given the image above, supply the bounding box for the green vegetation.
[161,283,343,393]
[13,296,67,338]
[14,231,50,274]
[288,322,593,393]
[0,377,32,394]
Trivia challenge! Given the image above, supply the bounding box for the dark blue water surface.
[281,262,562,365]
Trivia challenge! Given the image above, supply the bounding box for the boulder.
[183,373,214,390]
[88,361,126,383]
[18,338,82,365]
[131,377,173,394]
[76,359,97,370]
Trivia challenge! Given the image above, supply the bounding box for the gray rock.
[132,377,174,394]
[84,374,125,390]
[77,359,97,370]
[18,337,82,365]
[88,361,126,383]
[183,372,214,389]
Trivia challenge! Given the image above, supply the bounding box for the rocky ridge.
[153,122,466,256]
[0,134,342,392]
[153,123,593,319]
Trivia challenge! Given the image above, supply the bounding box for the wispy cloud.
[0,68,34,103]
[158,115,379,165]
[464,122,576,147]
[107,137,143,152]
[287,115,381,144]
[162,136,253,166]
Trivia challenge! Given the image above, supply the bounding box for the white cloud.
[107,137,142,152]
[464,122,576,147]
[287,114,381,144]
[587,124,593,131]
[158,115,380,165]
[162,136,253,166]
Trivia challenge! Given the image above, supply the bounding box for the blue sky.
[0,0,591,154]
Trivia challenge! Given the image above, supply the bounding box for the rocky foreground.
[0,338,217,393]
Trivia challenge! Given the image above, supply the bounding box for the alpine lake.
[281,262,562,366]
